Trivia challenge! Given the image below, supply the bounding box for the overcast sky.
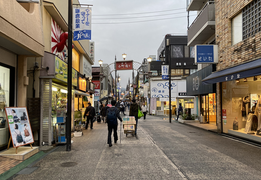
[79,0,196,89]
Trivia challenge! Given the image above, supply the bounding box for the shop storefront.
[74,75,90,126]
[150,79,195,116]
[40,54,77,145]
[203,59,261,143]
[187,64,217,124]
[0,61,15,150]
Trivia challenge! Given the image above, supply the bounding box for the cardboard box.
[123,124,135,131]
[122,116,136,124]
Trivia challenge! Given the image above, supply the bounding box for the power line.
[92,8,186,16]
[92,15,196,24]
[93,11,186,20]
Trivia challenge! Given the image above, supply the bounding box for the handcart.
[122,116,136,137]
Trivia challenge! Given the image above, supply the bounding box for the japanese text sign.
[195,45,218,64]
[73,7,92,41]
[79,77,86,92]
[116,61,133,70]
[161,65,169,80]
[92,80,100,89]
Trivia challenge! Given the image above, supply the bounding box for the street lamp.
[122,53,127,60]
[98,59,103,66]
[147,57,152,63]
[117,74,121,100]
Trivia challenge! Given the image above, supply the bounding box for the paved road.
[11,115,261,180]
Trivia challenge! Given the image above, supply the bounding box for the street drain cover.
[61,162,78,167]
[189,132,196,133]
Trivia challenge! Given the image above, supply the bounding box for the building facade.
[203,0,261,143]
[0,0,44,150]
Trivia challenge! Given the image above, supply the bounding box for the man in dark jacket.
[129,99,140,137]
[106,100,122,147]
[101,104,109,123]
[84,103,96,129]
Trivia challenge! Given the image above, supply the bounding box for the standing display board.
[5,107,34,148]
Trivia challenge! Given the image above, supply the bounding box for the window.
[171,46,183,58]
[185,46,190,58]
[232,12,242,45]
[185,69,190,75]
[171,69,183,76]
[242,0,261,39]
[190,69,197,74]
[190,47,195,58]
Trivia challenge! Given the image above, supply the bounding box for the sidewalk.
[7,114,187,180]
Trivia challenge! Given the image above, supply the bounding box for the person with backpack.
[101,104,109,123]
[106,100,122,147]
[120,101,126,115]
[14,124,24,146]
[84,102,96,129]
[129,99,141,137]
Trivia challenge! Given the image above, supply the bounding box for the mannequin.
[0,83,6,111]
[241,95,250,121]
[255,96,261,131]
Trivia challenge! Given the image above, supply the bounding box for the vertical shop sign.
[92,80,100,89]
[73,7,92,40]
[222,109,227,124]
[161,65,169,80]
[89,41,95,62]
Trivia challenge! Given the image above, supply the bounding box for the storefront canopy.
[202,58,261,84]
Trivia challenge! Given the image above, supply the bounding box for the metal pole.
[115,55,117,101]
[66,0,72,151]
[166,37,172,123]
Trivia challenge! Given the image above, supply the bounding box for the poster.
[222,109,227,125]
[5,107,34,148]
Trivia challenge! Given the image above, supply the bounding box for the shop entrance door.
[201,95,209,123]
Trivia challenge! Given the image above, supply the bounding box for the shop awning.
[74,90,90,97]
[202,58,261,84]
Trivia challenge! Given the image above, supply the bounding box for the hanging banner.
[92,80,100,89]
[162,65,169,80]
[5,107,34,148]
[116,61,133,70]
[73,7,92,41]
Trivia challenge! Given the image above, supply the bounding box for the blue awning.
[202,58,261,84]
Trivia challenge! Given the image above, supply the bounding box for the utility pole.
[166,36,171,123]
[66,0,72,151]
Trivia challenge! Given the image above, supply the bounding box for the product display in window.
[0,84,6,111]
[241,95,250,120]
[254,96,261,132]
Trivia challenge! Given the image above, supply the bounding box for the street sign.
[195,45,218,64]
[116,61,133,70]
[162,65,169,80]
[73,7,92,41]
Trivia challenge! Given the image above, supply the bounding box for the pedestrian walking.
[141,103,148,120]
[129,99,141,137]
[106,100,122,147]
[84,103,96,129]
[120,101,126,115]
[127,101,130,110]
[101,104,108,123]
[176,103,183,121]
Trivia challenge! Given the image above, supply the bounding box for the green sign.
[55,56,77,86]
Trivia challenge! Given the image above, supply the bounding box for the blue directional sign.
[195,45,218,64]
[162,65,169,80]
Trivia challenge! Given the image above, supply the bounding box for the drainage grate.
[60,162,78,167]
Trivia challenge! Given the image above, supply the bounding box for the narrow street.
[10,114,261,180]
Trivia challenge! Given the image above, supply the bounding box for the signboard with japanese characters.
[150,80,186,98]
[89,41,95,62]
[195,45,218,64]
[94,90,100,101]
[79,77,87,92]
[73,7,92,41]
[161,65,169,80]
[116,61,133,70]
[92,80,100,89]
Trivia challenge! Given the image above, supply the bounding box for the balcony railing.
[187,2,215,46]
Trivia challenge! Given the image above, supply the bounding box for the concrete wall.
[0,0,44,56]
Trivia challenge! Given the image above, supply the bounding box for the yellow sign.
[79,77,86,92]
[55,56,77,86]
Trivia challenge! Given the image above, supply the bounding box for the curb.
[0,151,45,180]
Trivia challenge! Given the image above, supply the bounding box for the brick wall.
[216,0,261,71]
